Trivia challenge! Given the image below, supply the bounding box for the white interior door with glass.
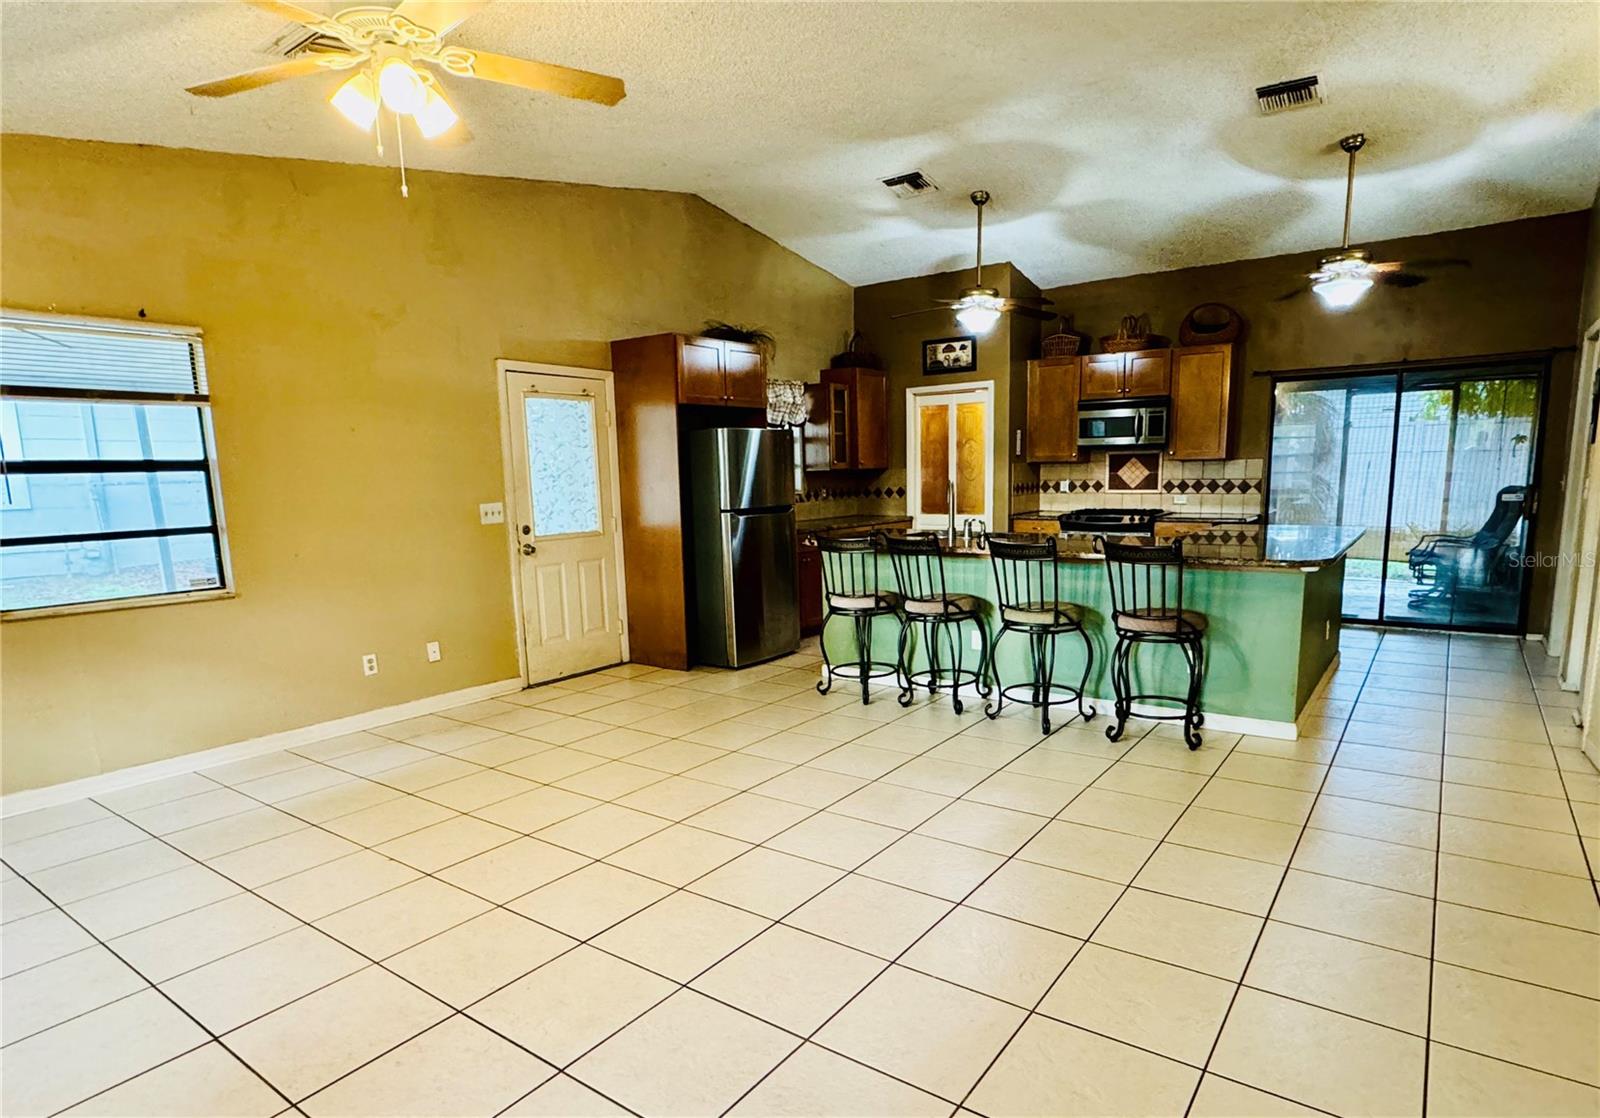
[907,383,993,534]
[502,364,626,684]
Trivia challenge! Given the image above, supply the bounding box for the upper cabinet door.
[1123,349,1172,397]
[1027,358,1084,462]
[1080,354,1124,399]
[678,337,726,404]
[1169,344,1234,460]
[853,370,889,469]
[722,342,767,407]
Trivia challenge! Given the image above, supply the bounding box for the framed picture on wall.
[922,335,976,374]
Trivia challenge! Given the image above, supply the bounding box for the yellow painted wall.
[0,135,851,794]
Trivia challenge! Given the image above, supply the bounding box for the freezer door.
[723,508,800,666]
[714,427,794,511]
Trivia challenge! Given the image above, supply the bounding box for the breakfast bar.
[818,524,1366,737]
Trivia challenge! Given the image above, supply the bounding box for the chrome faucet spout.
[947,481,956,546]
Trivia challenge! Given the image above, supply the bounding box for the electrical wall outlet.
[425,641,441,663]
[361,653,379,677]
[1171,494,1189,505]
[970,629,982,651]
[479,502,505,525]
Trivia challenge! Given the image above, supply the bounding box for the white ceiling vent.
[1255,75,1324,115]
[881,170,940,200]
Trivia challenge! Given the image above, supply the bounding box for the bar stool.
[884,532,991,713]
[816,533,902,705]
[1098,537,1206,749]
[983,533,1096,735]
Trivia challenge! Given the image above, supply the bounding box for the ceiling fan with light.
[1281,133,1468,310]
[893,190,1054,335]
[187,0,625,194]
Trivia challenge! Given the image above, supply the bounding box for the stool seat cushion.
[1116,607,1207,635]
[1001,601,1083,626]
[828,590,901,612]
[903,593,981,617]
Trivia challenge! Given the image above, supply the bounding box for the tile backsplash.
[797,467,907,521]
[1029,455,1265,517]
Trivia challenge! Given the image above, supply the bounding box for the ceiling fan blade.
[1007,304,1057,321]
[1007,295,1054,306]
[452,49,625,105]
[244,0,345,31]
[1274,285,1311,303]
[1378,271,1430,288]
[1402,257,1471,271]
[890,307,948,320]
[392,0,490,37]
[186,55,338,97]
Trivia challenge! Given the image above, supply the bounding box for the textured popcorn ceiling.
[2,0,1596,287]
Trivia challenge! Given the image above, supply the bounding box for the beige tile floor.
[2,629,1598,1117]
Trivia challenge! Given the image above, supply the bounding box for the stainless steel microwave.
[1078,401,1168,448]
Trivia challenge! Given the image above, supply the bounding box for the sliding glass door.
[1269,361,1542,633]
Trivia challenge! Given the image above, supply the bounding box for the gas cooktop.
[1057,507,1167,535]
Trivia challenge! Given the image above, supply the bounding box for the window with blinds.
[0,311,232,616]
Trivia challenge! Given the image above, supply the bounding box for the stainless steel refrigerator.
[687,427,800,668]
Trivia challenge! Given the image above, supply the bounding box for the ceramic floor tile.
[1209,987,1425,1117]
[433,836,589,903]
[59,1041,287,1118]
[1092,761,1209,804]
[256,849,421,921]
[1245,920,1430,1034]
[962,770,1085,816]
[206,826,361,888]
[163,806,306,861]
[1269,868,1433,955]
[0,944,147,1044]
[686,791,814,843]
[1090,886,1264,980]
[300,1015,555,1118]
[160,924,367,1033]
[1425,1041,1600,1118]
[106,891,299,982]
[1040,941,1233,1066]
[501,1074,632,1117]
[1436,851,1600,931]
[766,810,902,869]
[373,814,520,873]
[1018,819,1158,883]
[1057,786,1185,839]
[0,908,98,977]
[858,832,1005,901]
[1441,782,1576,833]
[468,945,675,1066]
[727,1042,950,1118]
[225,964,451,1102]
[1305,794,1439,850]
[509,862,674,939]
[1187,1074,1325,1118]
[1192,777,1316,825]
[689,846,844,918]
[1430,962,1600,1085]
[593,889,769,982]
[1433,901,1600,998]
[832,782,956,830]
[1438,812,1592,878]
[1166,805,1301,865]
[3,816,149,873]
[966,1012,1200,1117]
[902,905,1080,1007]
[1,799,113,845]
[62,862,241,940]
[603,823,750,885]
[385,907,575,1009]
[314,876,490,959]
[24,837,192,904]
[914,799,1043,854]
[816,965,1026,1101]
[965,858,1124,939]
[785,873,953,960]
[572,989,797,1118]
[1134,842,1284,915]
[0,988,209,1117]
[693,923,884,1034]
[1291,828,1436,897]
[320,795,456,847]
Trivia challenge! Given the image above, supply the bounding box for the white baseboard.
[830,672,1300,741]
[1,677,525,818]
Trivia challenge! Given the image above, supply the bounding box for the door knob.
[521,543,537,556]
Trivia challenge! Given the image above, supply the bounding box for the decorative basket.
[1100,313,1160,353]
[1178,302,1245,346]
[1041,314,1084,358]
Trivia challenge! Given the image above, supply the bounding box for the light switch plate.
[479,502,505,525]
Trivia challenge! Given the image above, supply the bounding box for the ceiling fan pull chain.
[374,104,385,159]
[396,111,410,199]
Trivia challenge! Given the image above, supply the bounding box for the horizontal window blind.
[0,312,208,401]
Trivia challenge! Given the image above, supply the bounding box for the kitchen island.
[817,524,1366,738]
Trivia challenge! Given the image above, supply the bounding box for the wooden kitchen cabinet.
[670,334,768,407]
[805,367,888,471]
[1169,343,1235,460]
[1080,354,1124,400]
[797,534,824,635]
[1025,358,1087,463]
[1080,349,1171,399]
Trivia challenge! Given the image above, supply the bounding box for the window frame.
[0,311,236,621]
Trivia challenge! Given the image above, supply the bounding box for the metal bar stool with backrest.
[816,533,903,704]
[884,532,991,713]
[1099,536,1207,749]
[983,533,1095,735]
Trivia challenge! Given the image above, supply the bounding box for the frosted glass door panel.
[919,404,950,516]
[955,401,986,516]
[525,395,601,537]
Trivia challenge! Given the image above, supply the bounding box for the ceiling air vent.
[1255,75,1323,115]
[881,171,940,200]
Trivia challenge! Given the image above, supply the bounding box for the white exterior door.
[503,366,626,683]
[907,383,994,533]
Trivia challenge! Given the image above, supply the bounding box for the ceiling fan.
[1280,133,1468,309]
[893,190,1054,335]
[187,1,625,192]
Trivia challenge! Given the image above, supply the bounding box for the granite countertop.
[881,524,1366,570]
[798,513,913,534]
